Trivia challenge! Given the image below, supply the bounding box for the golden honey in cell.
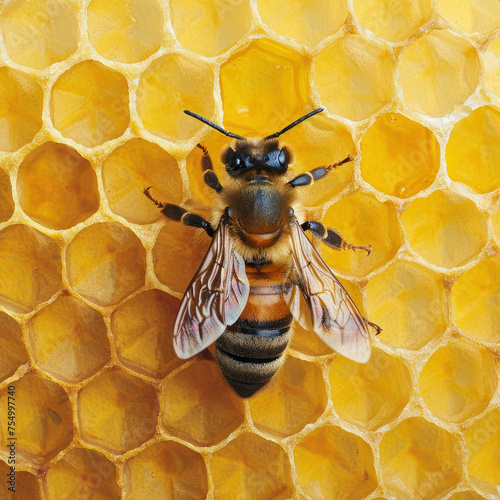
[146,109,381,397]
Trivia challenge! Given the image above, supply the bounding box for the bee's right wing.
[173,216,250,359]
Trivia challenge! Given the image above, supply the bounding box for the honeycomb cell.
[0,67,43,152]
[124,441,208,499]
[398,30,480,117]
[220,39,308,137]
[257,0,347,47]
[294,426,377,500]
[401,190,487,269]
[17,142,99,230]
[353,0,432,42]
[314,35,395,121]
[78,370,158,455]
[27,295,111,384]
[248,357,327,437]
[66,222,146,306]
[0,460,41,499]
[51,61,130,148]
[102,138,182,225]
[0,312,28,380]
[45,448,120,500]
[0,374,73,465]
[153,221,208,294]
[321,192,403,277]
[211,433,293,500]
[438,0,500,36]
[111,289,183,379]
[448,493,488,500]
[485,35,500,98]
[360,113,440,198]
[87,0,164,63]
[380,417,462,499]
[0,0,79,69]
[137,54,214,142]
[464,407,500,493]
[419,339,497,423]
[0,224,62,314]
[170,0,252,57]
[446,106,500,194]
[366,261,447,350]
[161,361,244,447]
[329,348,412,430]
[452,256,500,343]
[0,168,14,223]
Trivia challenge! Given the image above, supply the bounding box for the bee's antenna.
[264,108,324,139]
[184,110,245,140]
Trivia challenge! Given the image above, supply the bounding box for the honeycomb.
[0,0,499,498]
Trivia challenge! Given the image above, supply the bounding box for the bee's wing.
[173,217,249,359]
[286,218,371,362]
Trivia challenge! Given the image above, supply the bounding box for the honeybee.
[145,108,381,397]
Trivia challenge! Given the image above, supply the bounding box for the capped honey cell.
[87,0,164,63]
[17,142,99,230]
[485,35,500,98]
[438,0,500,36]
[448,493,488,500]
[314,35,395,121]
[161,361,244,447]
[0,312,28,380]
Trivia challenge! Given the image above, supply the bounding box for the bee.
[144,108,381,397]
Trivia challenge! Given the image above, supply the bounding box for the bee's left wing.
[286,217,371,362]
[173,216,249,359]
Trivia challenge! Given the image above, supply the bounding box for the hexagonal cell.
[170,0,252,57]
[294,426,377,499]
[329,348,412,430]
[419,339,498,423]
[153,221,208,294]
[26,295,111,384]
[360,113,440,198]
[0,374,73,465]
[17,142,99,230]
[448,493,488,500]
[314,35,395,121]
[248,357,327,437]
[0,225,62,314]
[87,0,164,63]
[0,168,14,223]
[289,324,334,356]
[220,39,308,137]
[258,0,347,47]
[0,460,41,499]
[0,0,79,69]
[45,448,120,500]
[452,256,500,343]
[211,433,293,500]
[124,441,208,499]
[161,361,244,447]
[401,190,487,269]
[66,222,146,307]
[78,370,158,455]
[111,289,183,378]
[137,54,214,142]
[438,0,500,36]
[464,407,500,494]
[102,138,182,225]
[321,192,403,278]
[380,417,462,499]
[366,261,447,350]
[0,67,43,152]
[50,61,130,148]
[485,35,500,98]
[446,106,500,194]
[398,30,480,117]
[353,0,432,42]
[0,312,27,380]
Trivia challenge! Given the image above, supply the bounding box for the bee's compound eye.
[289,208,294,216]
[235,155,241,166]
[278,149,286,166]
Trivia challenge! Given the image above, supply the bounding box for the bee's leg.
[143,187,215,237]
[288,156,354,187]
[301,221,371,255]
[197,144,223,193]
